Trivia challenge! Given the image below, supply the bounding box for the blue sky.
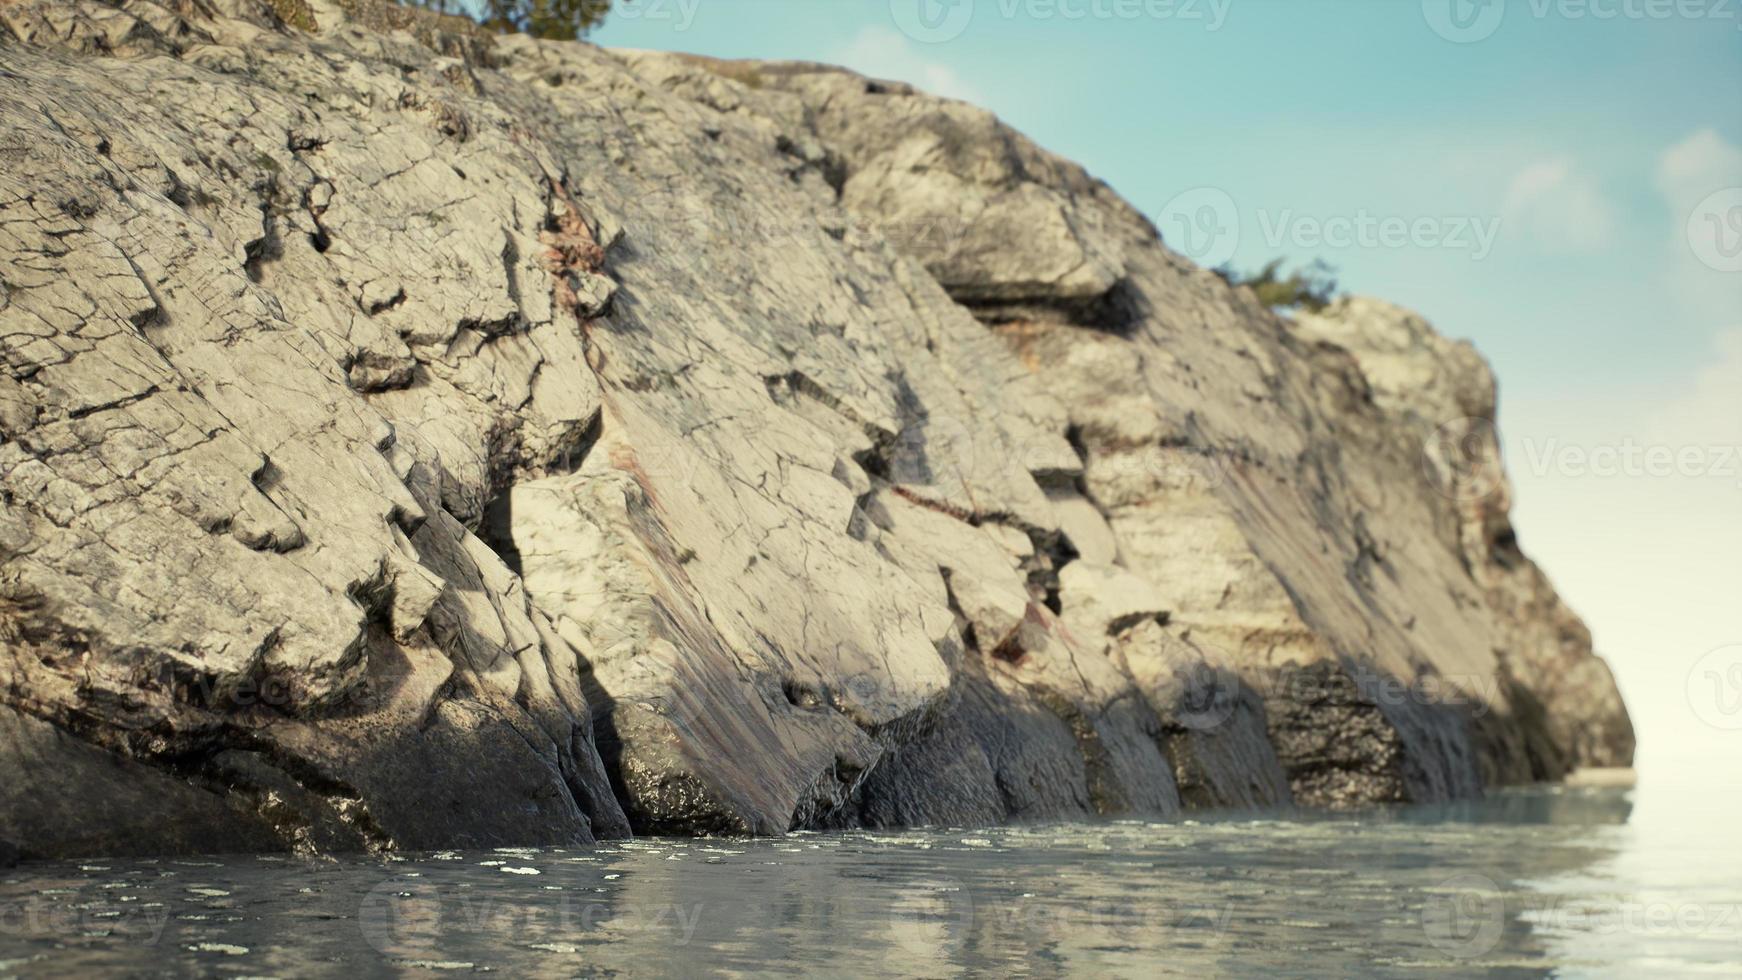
[593,1,1742,771]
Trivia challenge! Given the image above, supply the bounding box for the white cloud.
[1499,158,1618,253]
[1644,326,1742,447]
[1654,128,1742,215]
[827,26,985,105]
[1654,129,1742,330]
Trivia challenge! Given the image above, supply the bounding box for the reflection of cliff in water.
[502,791,1640,976]
[0,788,1678,977]
[1381,785,1635,826]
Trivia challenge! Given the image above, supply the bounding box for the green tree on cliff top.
[410,0,611,40]
[1215,258,1341,313]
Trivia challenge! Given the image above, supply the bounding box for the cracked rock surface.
[0,1,1631,856]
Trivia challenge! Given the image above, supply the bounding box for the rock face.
[0,0,1631,857]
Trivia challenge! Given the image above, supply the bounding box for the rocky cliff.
[0,0,1632,858]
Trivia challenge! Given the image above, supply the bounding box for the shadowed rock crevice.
[961,276,1149,337]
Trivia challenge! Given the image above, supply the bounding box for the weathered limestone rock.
[0,0,1630,855]
[0,0,630,857]
[625,54,1632,807]
[1291,297,1636,772]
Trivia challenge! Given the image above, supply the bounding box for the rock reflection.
[1,787,1709,977]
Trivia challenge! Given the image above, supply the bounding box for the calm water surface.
[2,774,1737,978]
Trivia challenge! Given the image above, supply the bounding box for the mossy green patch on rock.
[265,0,318,32]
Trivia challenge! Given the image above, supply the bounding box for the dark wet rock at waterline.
[0,0,1631,856]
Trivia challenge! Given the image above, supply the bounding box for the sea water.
[1,772,1737,978]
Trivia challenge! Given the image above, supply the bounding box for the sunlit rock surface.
[0,0,1630,857]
